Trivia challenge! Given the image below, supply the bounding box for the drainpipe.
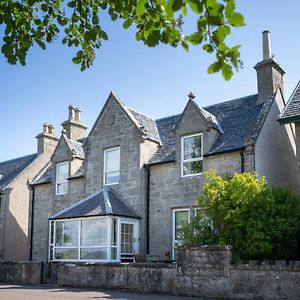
[145,165,150,255]
[28,183,35,261]
[240,149,245,173]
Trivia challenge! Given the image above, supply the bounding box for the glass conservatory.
[48,188,139,262]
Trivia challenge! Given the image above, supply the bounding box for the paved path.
[0,284,204,300]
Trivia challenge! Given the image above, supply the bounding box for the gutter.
[277,115,300,125]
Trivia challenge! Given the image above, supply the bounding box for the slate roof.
[149,94,270,164]
[0,153,38,190]
[128,108,160,143]
[50,188,140,220]
[278,80,300,124]
[32,162,52,185]
[66,138,85,159]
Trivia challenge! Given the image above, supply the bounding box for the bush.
[181,171,300,261]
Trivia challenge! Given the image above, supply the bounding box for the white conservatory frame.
[48,215,139,262]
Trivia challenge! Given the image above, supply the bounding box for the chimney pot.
[43,123,49,134]
[68,105,76,121]
[74,107,81,122]
[48,124,54,135]
[263,30,271,60]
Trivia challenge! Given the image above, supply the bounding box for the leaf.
[172,0,183,12]
[181,5,187,17]
[188,0,202,14]
[225,0,235,18]
[41,3,48,12]
[92,14,99,25]
[136,0,147,17]
[228,13,245,27]
[202,43,214,53]
[221,64,233,80]
[123,19,133,29]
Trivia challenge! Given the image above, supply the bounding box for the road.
[0,284,204,300]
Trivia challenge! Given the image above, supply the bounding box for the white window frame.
[49,216,138,263]
[181,133,203,177]
[103,147,120,186]
[55,161,69,195]
[172,208,190,259]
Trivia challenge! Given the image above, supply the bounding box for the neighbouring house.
[278,80,300,193]
[23,30,297,264]
[0,124,58,261]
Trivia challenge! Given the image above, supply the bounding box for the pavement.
[0,284,204,300]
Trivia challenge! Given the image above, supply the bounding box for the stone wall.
[149,149,248,257]
[1,246,300,299]
[56,246,300,299]
[0,261,42,285]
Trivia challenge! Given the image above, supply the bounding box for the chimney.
[254,30,285,105]
[36,124,59,154]
[61,105,87,141]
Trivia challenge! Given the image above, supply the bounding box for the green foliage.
[0,0,244,79]
[181,171,300,261]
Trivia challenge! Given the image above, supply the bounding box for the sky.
[0,1,300,161]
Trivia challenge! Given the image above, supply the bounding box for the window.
[172,208,190,259]
[181,133,203,177]
[104,147,120,185]
[56,162,69,195]
[50,217,139,262]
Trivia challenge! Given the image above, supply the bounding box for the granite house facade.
[0,31,297,262]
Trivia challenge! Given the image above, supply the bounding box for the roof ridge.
[155,113,181,122]
[0,153,37,166]
[204,93,258,109]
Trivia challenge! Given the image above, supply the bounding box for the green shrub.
[181,171,300,261]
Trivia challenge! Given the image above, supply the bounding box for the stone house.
[278,80,300,193]
[24,31,297,263]
[0,124,58,261]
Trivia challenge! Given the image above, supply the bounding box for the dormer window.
[104,147,120,185]
[181,133,203,177]
[56,162,69,195]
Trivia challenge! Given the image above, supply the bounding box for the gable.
[51,135,71,162]
[88,92,160,143]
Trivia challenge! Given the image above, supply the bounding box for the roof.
[0,153,38,190]
[32,161,53,185]
[128,108,160,143]
[66,138,85,159]
[50,188,140,220]
[278,80,300,124]
[149,94,270,164]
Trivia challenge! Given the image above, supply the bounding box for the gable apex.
[88,92,160,144]
[175,98,223,133]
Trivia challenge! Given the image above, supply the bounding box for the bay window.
[181,133,203,177]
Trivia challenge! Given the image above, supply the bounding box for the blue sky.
[0,1,300,161]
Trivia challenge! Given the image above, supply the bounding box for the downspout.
[145,165,150,255]
[240,149,245,173]
[28,184,35,261]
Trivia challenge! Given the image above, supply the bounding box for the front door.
[120,221,138,262]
